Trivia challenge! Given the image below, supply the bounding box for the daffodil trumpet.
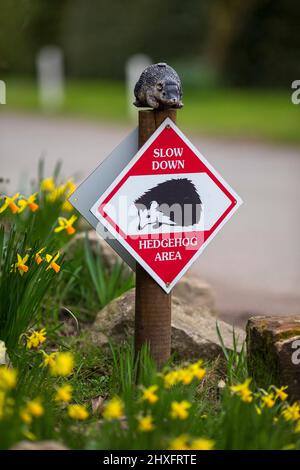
[0,193,20,215]
[18,193,39,213]
[46,252,61,273]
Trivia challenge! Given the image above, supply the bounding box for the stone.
[246,315,300,401]
[67,231,215,311]
[11,440,68,450]
[91,289,245,361]
[173,273,215,311]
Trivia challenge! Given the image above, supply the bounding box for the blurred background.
[0,0,299,326]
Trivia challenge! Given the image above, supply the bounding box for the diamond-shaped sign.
[90,117,242,293]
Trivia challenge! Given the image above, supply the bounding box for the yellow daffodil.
[164,370,179,388]
[170,400,191,420]
[46,252,61,273]
[190,438,215,450]
[230,378,253,403]
[281,402,300,422]
[62,201,73,212]
[275,386,288,401]
[261,393,276,408]
[35,247,45,265]
[177,368,194,385]
[50,352,74,377]
[14,254,29,276]
[26,193,39,212]
[46,185,66,203]
[255,405,262,415]
[26,328,47,349]
[141,385,159,404]
[68,404,89,420]
[137,415,155,432]
[20,408,32,424]
[188,361,206,380]
[168,434,190,450]
[41,178,55,192]
[64,180,76,195]
[20,398,44,424]
[62,180,76,212]
[0,193,20,214]
[0,367,17,390]
[40,351,58,368]
[55,384,73,402]
[18,193,39,213]
[26,399,44,417]
[54,215,77,235]
[103,397,124,420]
[163,361,206,388]
[294,421,300,433]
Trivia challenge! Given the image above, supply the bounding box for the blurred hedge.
[0,0,299,88]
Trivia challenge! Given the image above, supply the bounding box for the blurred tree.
[206,0,300,87]
[0,0,67,75]
[0,0,34,74]
[0,0,298,87]
[61,0,208,79]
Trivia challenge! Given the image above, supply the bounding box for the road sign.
[90,117,242,293]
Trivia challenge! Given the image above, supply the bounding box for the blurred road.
[1,112,300,326]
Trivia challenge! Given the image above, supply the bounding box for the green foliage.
[216,322,247,385]
[1,334,300,450]
[1,0,299,87]
[0,161,79,350]
[0,226,59,351]
[0,162,300,451]
[84,235,134,310]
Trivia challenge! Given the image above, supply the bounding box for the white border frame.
[91,117,243,293]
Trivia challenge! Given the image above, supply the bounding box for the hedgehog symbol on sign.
[134,178,202,231]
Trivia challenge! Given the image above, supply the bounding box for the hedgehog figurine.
[134,63,183,109]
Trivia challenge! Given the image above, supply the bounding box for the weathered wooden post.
[135,109,177,368]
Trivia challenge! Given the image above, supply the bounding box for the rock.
[91,289,245,361]
[173,274,215,311]
[11,440,68,450]
[68,231,215,311]
[247,315,300,401]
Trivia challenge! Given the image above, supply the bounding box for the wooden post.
[134,108,176,369]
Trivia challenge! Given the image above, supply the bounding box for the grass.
[3,78,300,144]
[1,163,300,450]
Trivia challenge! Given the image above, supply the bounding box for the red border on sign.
[96,125,237,284]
